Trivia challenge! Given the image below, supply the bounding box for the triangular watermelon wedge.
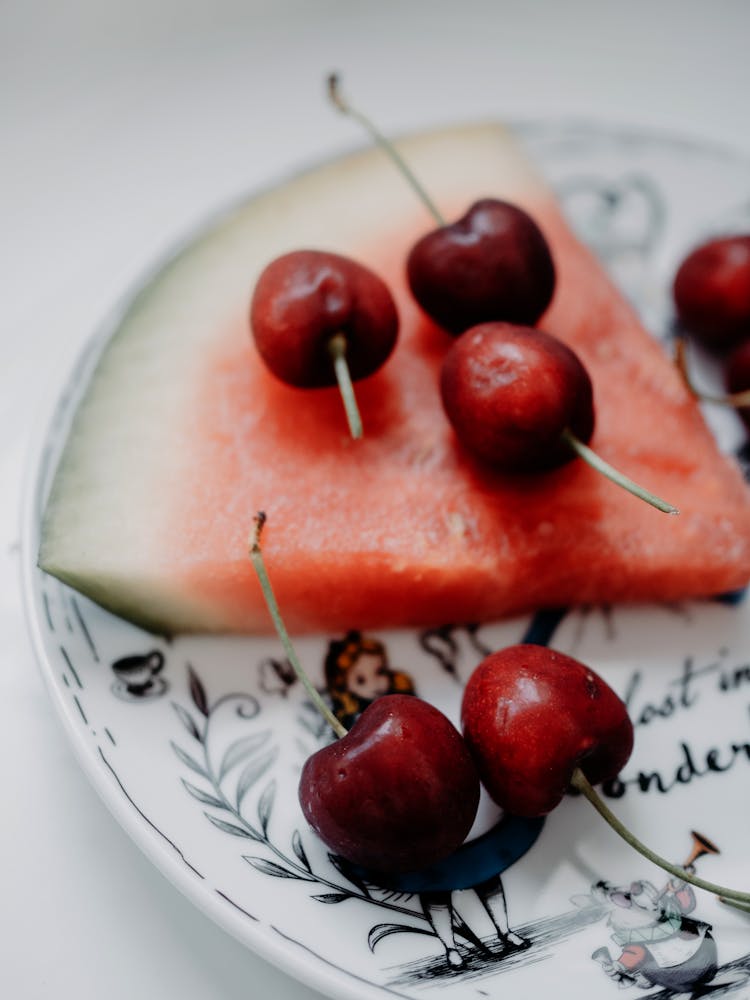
[39,124,750,634]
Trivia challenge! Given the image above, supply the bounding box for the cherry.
[460,645,633,816]
[726,339,750,429]
[440,322,677,513]
[461,644,750,909]
[249,514,480,874]
[326,77,673,508]
[250,513,749,900]
[673,337,750,426]
[406,200,556,335]
[673,234,750,351]
[440,322,593,472]
[299,694,480,873]
[328,75,555,336]
[250,249,399,437]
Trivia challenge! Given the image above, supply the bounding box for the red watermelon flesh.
[39,125,750,635]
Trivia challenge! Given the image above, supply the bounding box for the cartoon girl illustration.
[324,631,415,729]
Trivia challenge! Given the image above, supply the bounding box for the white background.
[3,2,750,997]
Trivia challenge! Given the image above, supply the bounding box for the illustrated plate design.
[22,123,750,1000]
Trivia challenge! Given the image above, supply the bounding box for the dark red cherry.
[726,339,750,428]
[461,645,634,817]
[440,322,594,472]
[406,199,556,335]
[250,249,398,387]
[299,694,480,873]
[673,235,750,351]
[461,644,749,907]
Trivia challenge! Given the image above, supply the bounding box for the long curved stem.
[675,338,750,407]
[721,898,750,914]
[328,333,363,439]
[249,513,347,739]
[327,73,446,227]
[571,769,750,907]
[561,428,678,515]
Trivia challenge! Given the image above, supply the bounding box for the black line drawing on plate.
[258,655,296,697]
[60,644,83,689]
[418,624,493,683]
[98,746,204,880]
[171,661,545,978]
[111,649,167,701]
[70,595,100,662]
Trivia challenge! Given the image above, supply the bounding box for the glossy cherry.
[440,322,677,513]
[461,645,633,816]
[251,250,398,387]
[249,514,479,874]
[328,76,555,338]
[673,234,750,351]
[250,249,398,437]
[726,339,750,429]
[299,694,480,873]
[460,645,750,909]
[407,199,556,335]
[441,322,593,472]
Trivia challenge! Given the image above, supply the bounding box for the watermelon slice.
[39,124,750,635]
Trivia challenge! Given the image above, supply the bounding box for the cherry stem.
[561,428,678,515]
[327,72,446,227]
[249,513,347,739]
[675,338,750,408]
[721,898,750,915]
[328,333,363,439]
[571,769,750,907]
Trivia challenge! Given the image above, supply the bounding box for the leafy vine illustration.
[170,665,441,948]
[170,665,576,971]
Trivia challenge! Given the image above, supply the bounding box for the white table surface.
[3,2,750,997]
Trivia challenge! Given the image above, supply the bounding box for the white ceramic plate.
[22,123,750,1000]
